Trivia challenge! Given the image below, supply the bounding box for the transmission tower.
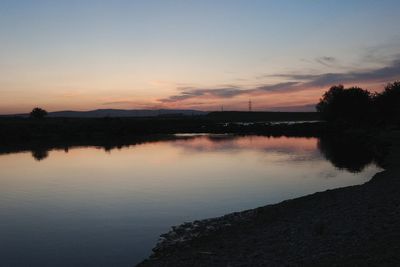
[248,99,252,112]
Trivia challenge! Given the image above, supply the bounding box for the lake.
[0,135,381,266]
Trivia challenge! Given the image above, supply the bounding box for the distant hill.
[5,109,207,118]
[1,109,321,122]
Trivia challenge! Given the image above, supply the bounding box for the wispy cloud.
[159,87,245,103]
[158,56,400,106]
[102,101,136,105]
[101,100,163,109]
[315,56,336,67]
[276,58,400,87]
[158,82,302,103]
[253,82,300,93]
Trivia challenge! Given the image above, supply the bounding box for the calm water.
[0,135,380,266]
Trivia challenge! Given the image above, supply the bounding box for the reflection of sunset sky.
[0,136,377,202]
[0,135,381,266]
[172,135,317,154]
[1,1,400,113]
[0,134,380,172]
[0,135,318,162]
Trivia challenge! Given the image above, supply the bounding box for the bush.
[30,107,48,119]
[373,81,400,124]
[316,85,372,124]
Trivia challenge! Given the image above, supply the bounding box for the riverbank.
[0,117,324,145]
[138,131,400,266]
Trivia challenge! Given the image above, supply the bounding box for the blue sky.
[1,0,400,113]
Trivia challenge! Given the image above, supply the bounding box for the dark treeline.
[0,116,325,145]
[316,81,400,126]
[1,81,398,150]
[314,82,400,171]
[206,111,319,122]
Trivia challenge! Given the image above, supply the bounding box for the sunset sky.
[1,0,400,114]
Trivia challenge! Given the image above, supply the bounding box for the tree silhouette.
[30,107,48,119]
[316,85,372,123]
[373,81,400,124]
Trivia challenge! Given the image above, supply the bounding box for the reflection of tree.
[207,135,236,142]
[317,135,378,173]
[31,149,49,161]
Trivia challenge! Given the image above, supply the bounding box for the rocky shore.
[138,131,400,266]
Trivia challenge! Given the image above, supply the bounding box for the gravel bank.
[138,132,400,266]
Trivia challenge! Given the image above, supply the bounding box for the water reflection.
[31,148,49,161]
[318,135,384,172]
[0,135,381,267]
[1,134,385,173]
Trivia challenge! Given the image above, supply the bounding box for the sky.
[1,0,400,113]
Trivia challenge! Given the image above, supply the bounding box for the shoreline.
[0,118,324,146]
[138,131,400,266]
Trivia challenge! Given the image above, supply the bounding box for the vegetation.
[207,111,320,122]
[0,81,398,146]
[373,81,400,124]
[316,85,371,124]
[30,107,48,119]
[0,116,325,145]
[317,81,400,126]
